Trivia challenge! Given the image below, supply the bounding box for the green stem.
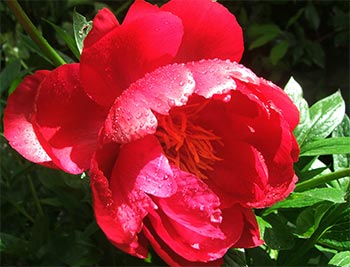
[6,0,66,67]
[295,168,350,192]
[27,176,44,217]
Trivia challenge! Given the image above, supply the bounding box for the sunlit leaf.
[73,10,92,54]
[300,137,350,157]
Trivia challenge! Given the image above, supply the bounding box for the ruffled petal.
[3,70,55,167]
[110,135,177,199]
[155,167,224,239]
[195,87,298,208]
[143,224,223,267]
[162,0,243,63]
[145,167,243,263]
[83,8,119,49]
[104,59,260,144]
[232,207,264,248]
[90,135,178,258]
[104,63,195,143]
[80,3,183,107]
[33,63,107,174]
[89,142,149,258]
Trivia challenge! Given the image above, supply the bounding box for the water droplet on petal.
[223,95,231,102]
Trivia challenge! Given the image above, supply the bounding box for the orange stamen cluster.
[155,102,223,179]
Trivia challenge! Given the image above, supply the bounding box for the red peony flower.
[3,0,299,266]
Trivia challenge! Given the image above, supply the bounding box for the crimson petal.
[104,63,195,143]
[33,63,106,174]
[146,167,243,262]
[80,2,183,107]
[3,70,55,167]
[162,0,244,63]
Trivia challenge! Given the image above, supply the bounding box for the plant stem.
[27,175,44,217]
[295,168,350,192]
[6,0,66,67]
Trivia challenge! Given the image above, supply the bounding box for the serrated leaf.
[284,77,310,144]
[0,59,21,95]
[328,251,350,267]
[73,10,92,54]
[270,40,289,65]
[266,188,345,211]
[300,91,345,147]
[43,19,80,60]
[300,137,350,157]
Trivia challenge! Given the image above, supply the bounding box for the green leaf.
[0,59,21,95]
[295,203,331,237]
[320,221,350,251]
[247,24,281,50]
[265,188,346,211]
[333,115,350,170]
[20,34,53,64]
[300,91,345,147]
[328,251,350,267]
[286,8,305,28]
[300,137,350,157]
[263,214,294,250]
[223,249,247,267]
[43,19,80,60]
[270,40,289,65]
[304,3,320,30]
[0,232,30,256]
[73,10,92,54]
[284,77,310,144]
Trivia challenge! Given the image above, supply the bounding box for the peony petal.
[91,135,177,257]
[80,4,183,107]
[162,0,244,63]
[256,78,300,130]
[186,59,259,99]
[104,63,195,143]
[89,142,149,258]
[110,135,177,199]
[3,70,55,167]
[144,167,244,262]
[33,63,107,174]
[83,8,120,49]
[155,167,224,239]
[194,88,297,208]
[122,0,161,25]
[143,223,224,267]
[232,207,264,248]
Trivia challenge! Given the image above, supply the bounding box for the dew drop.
[223,95,231,102]
[210,213,223,224]
[191,243,200,249]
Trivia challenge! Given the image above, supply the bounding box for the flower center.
[155,101,222,179]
